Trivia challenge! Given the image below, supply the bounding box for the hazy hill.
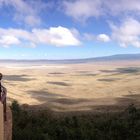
[0,53,140,64]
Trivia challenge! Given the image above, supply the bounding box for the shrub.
[11,102,140,140]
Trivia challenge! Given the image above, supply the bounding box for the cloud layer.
[111,18,140,48]
[0,0,140,48]
[61,0,140,48]
[0,0,49,26]
[0,35,20,47]
[62,0,140,21]
[0,26,81,47]
[97,34,110,42]
[63,0,102,22]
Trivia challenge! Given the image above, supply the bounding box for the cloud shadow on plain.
[28,90,66,102]
[98,78,121,82]
[100,67,140,75]
[4,74,35,82]
[47,81,71,86]
[48,72,65,75]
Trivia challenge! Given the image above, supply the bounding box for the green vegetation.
[11,101,140,140]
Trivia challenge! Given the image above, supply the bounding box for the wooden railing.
[0,85,7,121]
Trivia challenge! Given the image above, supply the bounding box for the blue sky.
[0,0,140,59]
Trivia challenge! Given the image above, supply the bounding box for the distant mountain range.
[0,53,140,64]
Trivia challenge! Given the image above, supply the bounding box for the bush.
[11,102,140,140]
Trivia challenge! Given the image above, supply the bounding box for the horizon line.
[0,53,140,61]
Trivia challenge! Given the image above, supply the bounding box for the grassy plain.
[1,60,140,112]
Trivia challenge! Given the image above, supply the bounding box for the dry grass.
[1,60,140,112]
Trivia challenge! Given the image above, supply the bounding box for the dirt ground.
[0,60,140,112]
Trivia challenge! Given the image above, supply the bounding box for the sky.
[0,0,140,59]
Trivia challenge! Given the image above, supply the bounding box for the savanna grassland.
[1,60,140,112]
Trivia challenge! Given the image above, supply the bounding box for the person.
[0,73,6,121]
[0,73,2,100]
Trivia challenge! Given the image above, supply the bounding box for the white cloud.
[62,0,140,22]
[104,0,140,16]
[0,0,49,26]
[83,33,110,43]
[0,35,20,47]
[63,0,102,22]
[33,26,80,46]
[97,34,110,42]
[0,26,81,47]
[83,33,95,41]
[111,18,140,48]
